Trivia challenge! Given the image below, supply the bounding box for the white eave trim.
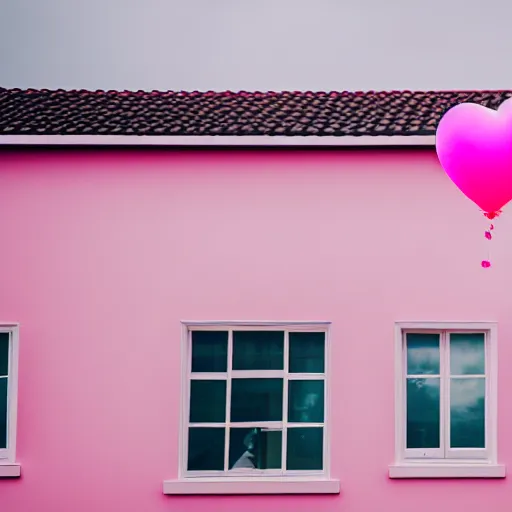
[0,463,21,478]
[0,135,436,147]
[163,477,340,495]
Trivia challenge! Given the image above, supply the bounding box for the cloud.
[450,378,485,411]
[407,336,485,376]
[407,344,439,375]
[450,339,485,375]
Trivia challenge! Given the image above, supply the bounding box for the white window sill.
[0,463,21,478]
[389,463,506,479]
[163,477,340,495]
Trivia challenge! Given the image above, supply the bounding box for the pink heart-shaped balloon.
[436,97,512,213]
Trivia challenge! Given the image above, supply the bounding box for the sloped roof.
[0,88,510,138]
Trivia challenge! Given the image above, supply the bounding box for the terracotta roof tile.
[0,88,511,137]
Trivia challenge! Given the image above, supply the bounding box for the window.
[0,324,19,475]
[390,322,504,479]
[180,323,330,480]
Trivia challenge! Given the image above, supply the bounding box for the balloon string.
[482,210,501,268]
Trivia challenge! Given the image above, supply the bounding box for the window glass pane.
[450,333,485,375]
[406,378,440,449]
[187,427,225,471]
[450,378,485,448]
[189,380,226,423]
[406,333,440,375]
[232,331,284,370]
[0,332,9,376]
[0,378,6,449]
[289,332,325,373]
[229,427,282,470]
[286,427,323,470]
[231,378,283,422]
[288,380,324,423]
[191,331,228,373]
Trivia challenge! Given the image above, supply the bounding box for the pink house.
[0,87,510,512]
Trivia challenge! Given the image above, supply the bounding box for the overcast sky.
[0,0,509,92]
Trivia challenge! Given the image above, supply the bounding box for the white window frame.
[0,324,20,476]
[164,321,339,495]
[390,322,505,479]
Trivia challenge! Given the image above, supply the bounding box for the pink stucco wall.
[0,148,511,511]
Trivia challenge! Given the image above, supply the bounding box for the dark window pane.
[406,333,440,375]
[0,378,7,449]
[232,331,284,370]
[406,378,440,449]
[450,333,485,375]
[451,378,485,448]
[289,332,325,373]
[231,378,283,422]
[187,427,225,471]
[189,380,226,423]
[191,331,228,373]
[288,380,324,423]
[286,427,323,470]
[0,332,9,376]
[229,428,282,470]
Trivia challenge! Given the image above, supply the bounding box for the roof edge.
[0,135,436,147]
[0,87,509,94]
